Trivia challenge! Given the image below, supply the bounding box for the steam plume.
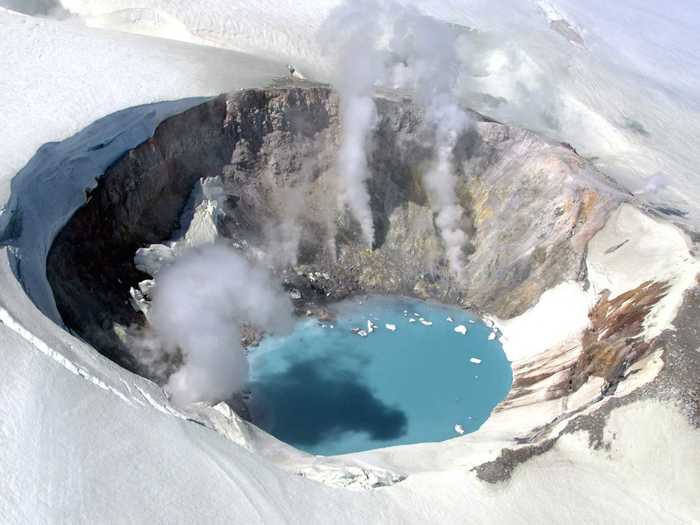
[389,8,472,280]
[149,244,293,406]
[319,0,387,247]
[337,95,377,246]
[425,99,471,281]
[320,1,472,276]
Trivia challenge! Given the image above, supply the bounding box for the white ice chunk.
[385,323,397,332]
[454,325,467,335]
[420,319,433,326]
[469,357,482,364]
[128,287,150,316]
[488,332,497,340]
[446,316,454,322]
[134,244,175,277]
[454,424,465,435]
[138,279,155,297]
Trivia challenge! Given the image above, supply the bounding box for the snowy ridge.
[0,303,192,419]
[0,306,134,407]
[587,204,700,340]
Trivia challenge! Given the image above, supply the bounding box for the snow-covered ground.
[1,2,699,523]
[0,7,285,198]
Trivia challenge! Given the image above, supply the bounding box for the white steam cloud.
[148,244,293,406]
[389,7,472,280]
[322,1,472,277]
[319,0,387,247]
[337,96,377,247]
[425,99,471,281]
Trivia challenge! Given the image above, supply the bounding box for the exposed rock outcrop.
[504,280,671,410]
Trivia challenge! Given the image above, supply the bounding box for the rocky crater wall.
[47,86,618,388]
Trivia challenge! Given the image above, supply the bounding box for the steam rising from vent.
[319,0,387,247]
[337,96,378,247]
[148,245,293,406]
[321,0,472,277]
[425,100,470,281]
[388,6,472,280]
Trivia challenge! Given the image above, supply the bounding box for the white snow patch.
[492,281,594,363]
[587,204,700,340]
[0,307,134,407]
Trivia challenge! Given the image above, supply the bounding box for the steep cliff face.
[47,86,619,383]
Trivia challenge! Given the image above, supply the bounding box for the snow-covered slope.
[1,3,699,523]
[0,8,285,202]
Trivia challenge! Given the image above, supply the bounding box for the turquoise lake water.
[247,296,513,456]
